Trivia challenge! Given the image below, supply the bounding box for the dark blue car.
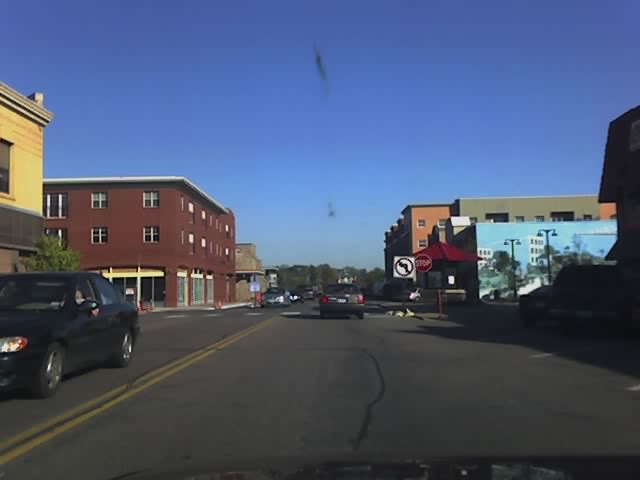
[0,272,140,398]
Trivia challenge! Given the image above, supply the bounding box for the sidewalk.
[140,302,252,314]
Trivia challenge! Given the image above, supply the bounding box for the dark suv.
[549,264,632,332]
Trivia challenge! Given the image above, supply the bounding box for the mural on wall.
[475,221,617,299]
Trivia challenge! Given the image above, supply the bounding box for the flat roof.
[455,194,598,201]
[44,176,229,213]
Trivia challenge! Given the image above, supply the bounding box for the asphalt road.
[3,301,640,479]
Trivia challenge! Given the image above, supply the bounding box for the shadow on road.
[391,303,640,380]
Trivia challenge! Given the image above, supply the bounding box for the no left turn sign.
[393,256,415,279]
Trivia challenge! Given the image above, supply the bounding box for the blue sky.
[3,0,638,268]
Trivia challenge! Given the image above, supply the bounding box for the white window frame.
[438,219,447,228]
[188,233,194,244]
[91,226,108,244]
[180,195,185,211]
[143,191,160,208]
[417,219,426,229]
[44,193,68,218]
[143,226,160,243]
[418,239,427,248]
[91,192,108,209]
[515,216,525,222]
[201,210,206,220]
[225,247,229,256]
[188,201,194,213]
[225,224,229,233]
[201,237,206,248]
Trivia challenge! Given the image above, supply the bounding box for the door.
[91,274,127,360]
[63,276,103,370]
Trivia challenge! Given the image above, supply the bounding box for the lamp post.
[504,238,521,300]
[537,229,558,285]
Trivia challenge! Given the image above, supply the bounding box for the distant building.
[43,177,236,307]
[235,243,266,301]
[383,195,616,280]
[526,235,545,265]
[477,247,493,269]
[0,82,53,272]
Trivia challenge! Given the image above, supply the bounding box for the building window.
[551,211,575,222]
[583,214,593,221]
[43,193,69,218]
[143,226,160,243]
[470,217,477,224]
[0,140,11,194]
[180,228,184,245]
[225,247,229,256]
[438,219,447,228]
[209,215,213,227]
[418,239,427,248]
[201,237,207,255]
[209,240,213,254]
[188,202,195,224]
[91,192,108,209]
[515,216,525,222]
[91,227,108,244]
[44,228,67,245]
[534,215,544,222]
[188,232,195,254]
[216,244,219,256]
[417,219,426,228]
[485,213,509,223]
[180,195,184,211]
[201,210,206,221]
[143,191,160,208]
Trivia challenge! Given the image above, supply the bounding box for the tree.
[492,250,511,273]
[23,236,80,272]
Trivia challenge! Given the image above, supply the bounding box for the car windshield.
[0,277,69,312]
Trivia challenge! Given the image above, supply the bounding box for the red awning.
[414,242,481,262]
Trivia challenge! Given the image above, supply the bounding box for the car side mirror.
[78,299,100,314]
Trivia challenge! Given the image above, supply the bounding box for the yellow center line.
[0,317,275,465]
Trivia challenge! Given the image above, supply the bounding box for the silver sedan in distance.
[262,287,291,307]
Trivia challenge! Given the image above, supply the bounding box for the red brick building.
[43,177,236,307]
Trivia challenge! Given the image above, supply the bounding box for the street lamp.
[504,238,521,300]
[537,229,558,285]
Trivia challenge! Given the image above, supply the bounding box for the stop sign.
[415,254,433,273]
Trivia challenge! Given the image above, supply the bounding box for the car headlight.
[277,296,284,302]
[0,337,28,353]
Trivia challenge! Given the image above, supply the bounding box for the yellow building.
[0,82,53,272]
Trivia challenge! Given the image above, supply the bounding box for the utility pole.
[504,238,521,300]
[537,229,557,285]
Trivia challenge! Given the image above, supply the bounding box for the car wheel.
[30,342,64,398]
[108,329,134,368]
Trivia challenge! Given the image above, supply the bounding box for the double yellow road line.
[0,317,274,465]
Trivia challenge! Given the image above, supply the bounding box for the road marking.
[165,314,186,318]
[530,353,554,358]
[205,313,221,317]
[245,312,263,316]
[0,318,274,465]
[281,311,301,316]
[627,384,640,392]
